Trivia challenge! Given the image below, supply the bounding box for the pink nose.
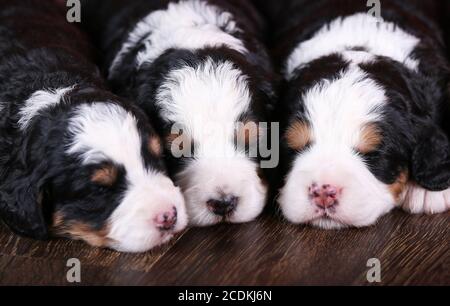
[309,183,341,209]
[155,207,177,231]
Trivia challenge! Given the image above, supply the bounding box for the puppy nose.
[155,207,177,230]
[207,195,239,216]
[309,183,341,209]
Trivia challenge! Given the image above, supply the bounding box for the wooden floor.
[0,209,448,286]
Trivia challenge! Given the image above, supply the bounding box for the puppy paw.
[401,184,450,215]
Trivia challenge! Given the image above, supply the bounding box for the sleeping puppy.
[81,0,275,226]
[0,0,187,252]
[267,0,450,228]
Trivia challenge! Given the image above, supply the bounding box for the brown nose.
[155,207,177,230]
[309,183,341,209]
[207,195,239,216]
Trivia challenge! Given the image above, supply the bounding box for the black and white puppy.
[0,0,187,252]
[81,0,275,226]
[265,0,450,228]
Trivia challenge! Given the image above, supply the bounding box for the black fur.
[0,0,165,240]
[267,0,450,192]
[80,0,276,180]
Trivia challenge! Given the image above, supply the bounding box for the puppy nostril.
[155,206,178,231]
[207,195,239,216]
[309,183,321,197]
[309,183,341,209]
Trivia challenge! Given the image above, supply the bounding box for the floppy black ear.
[411,124,450,191]
[0,170,49,240]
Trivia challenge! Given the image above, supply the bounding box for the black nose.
[207,195,239,216]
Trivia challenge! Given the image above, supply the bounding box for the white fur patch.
[18,86,74,130]
[67,102,187,252]
[341,50,376,65]
[156,59,266,225]
[68,103,145,168]
[301,67,384,148]
[157,59,250,157]
[109,0,247,77]
[285,13,420,79]
[279,66,395,228]
[401,185,450,215]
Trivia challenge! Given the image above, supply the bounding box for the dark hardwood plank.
[0,254,152,285]
[142,210,449,286]
[369,215,449,285]
[0,222,188,274]
[0,210,448,285]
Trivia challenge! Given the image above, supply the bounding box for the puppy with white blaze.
[0,0,187,252]
[81,0,275,226]
[261,0,450,228]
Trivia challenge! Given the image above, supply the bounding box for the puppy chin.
[110,230,175,253]
[177,157,267,226]
[311,218,348,230]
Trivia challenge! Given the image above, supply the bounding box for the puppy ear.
[0,172,49,239]
[411,124,450,191]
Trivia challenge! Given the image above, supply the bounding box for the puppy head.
[279,59,450,229]
[1,101,187,252]
[156,58,269,226]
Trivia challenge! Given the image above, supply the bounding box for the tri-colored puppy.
[0,0,187,252]
[265,0,450,228]
[81,0,275,226]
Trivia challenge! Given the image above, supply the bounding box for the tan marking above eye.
[389,171,409,203]
[52,212,64,228]
[236,120,260,146]
[52,212,111,248]
[148,135,162,156]
[91,164,118,187]
[357,123,382,154]
[285,120,313,151]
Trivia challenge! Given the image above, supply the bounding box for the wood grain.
[0,223,187,273]
[142,211,449,285]
[0,210,448,285]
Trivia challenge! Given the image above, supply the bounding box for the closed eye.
[91,162,120,187]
